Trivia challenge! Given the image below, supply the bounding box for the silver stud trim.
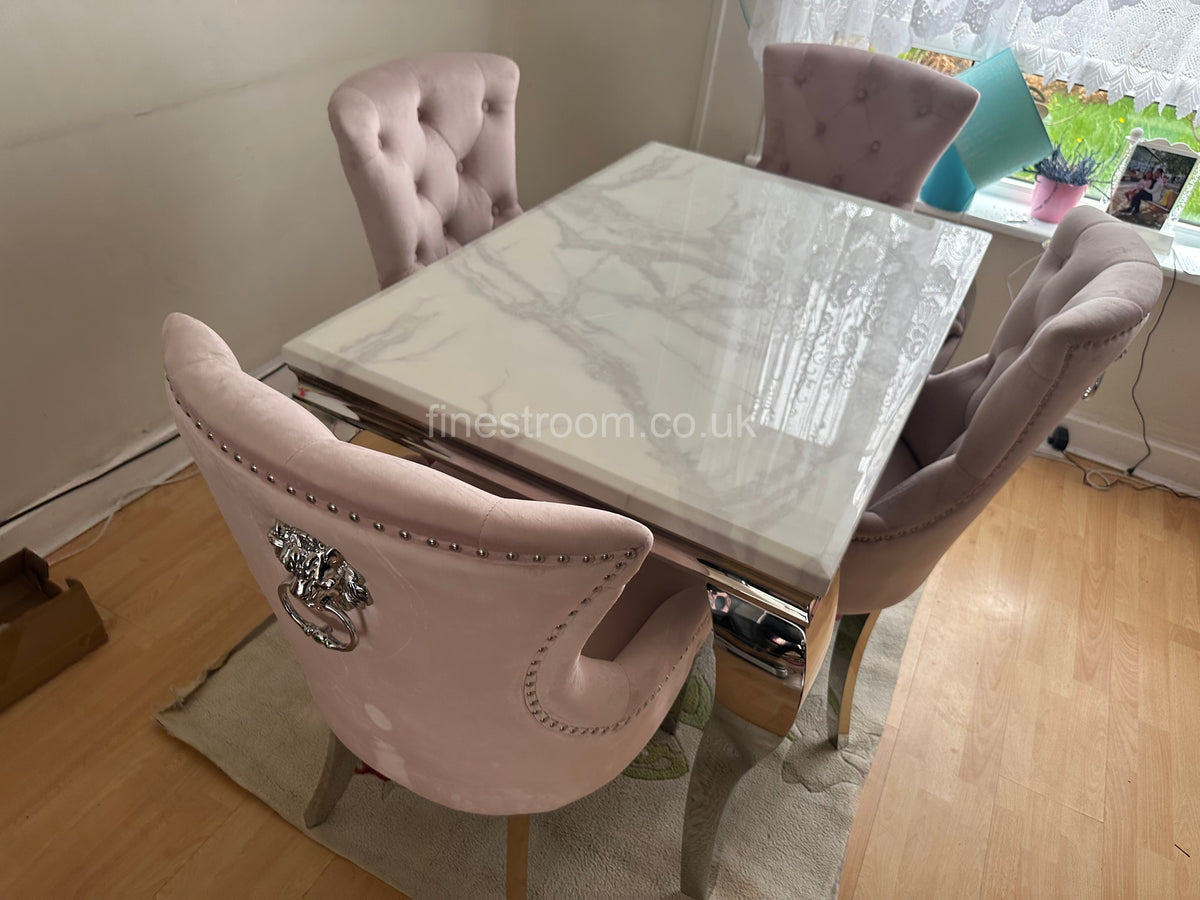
[169,390,633,572]
[520,561,707,738]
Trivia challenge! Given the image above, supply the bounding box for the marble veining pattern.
[286,143,990,600]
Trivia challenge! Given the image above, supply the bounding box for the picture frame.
[1106,134,1200,232]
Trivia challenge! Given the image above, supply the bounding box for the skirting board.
[1034,410,1200,497]
[0,361,295,561]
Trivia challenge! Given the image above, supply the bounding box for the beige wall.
[3,0,729,526]
[510,0,716,205]
[952,231,1200,484]
[696,0,764,163]
[1,1,514,522]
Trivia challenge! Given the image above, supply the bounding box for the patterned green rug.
[157,592,917,899]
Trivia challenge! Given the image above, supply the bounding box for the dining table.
[284,141,990,898]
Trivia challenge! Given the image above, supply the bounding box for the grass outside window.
[902,50,1200,224]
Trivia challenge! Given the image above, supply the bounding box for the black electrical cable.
[1126,259,1177,475]
[0,361,290,531]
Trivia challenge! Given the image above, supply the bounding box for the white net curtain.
[748,0,1200,117]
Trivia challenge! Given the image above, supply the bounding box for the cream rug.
[157,593,917,899]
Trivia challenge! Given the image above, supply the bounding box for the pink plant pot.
[1030,175,1088,224]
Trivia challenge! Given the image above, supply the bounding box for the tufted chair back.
[759,43,979,210]
[162,313,710,815]
[839,207,1162,614]
[329,53,522,289]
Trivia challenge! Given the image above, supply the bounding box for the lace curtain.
[748,0,1200,118]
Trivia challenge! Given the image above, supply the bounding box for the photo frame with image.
[1106,136,1200,231]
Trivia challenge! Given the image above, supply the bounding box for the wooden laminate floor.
[1,455,1196,898]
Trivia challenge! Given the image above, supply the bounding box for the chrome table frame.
[293,373,839,899]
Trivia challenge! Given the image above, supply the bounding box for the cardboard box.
[0,549,108,713]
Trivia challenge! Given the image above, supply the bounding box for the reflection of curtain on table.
[748,0,1200,117]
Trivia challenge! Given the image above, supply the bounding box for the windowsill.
[916,178,1200,287]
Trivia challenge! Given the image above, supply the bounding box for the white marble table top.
[285,143,990,600]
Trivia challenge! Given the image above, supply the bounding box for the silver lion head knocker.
[268,520,373,651]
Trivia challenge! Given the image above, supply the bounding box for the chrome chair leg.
[826,610,880,749]
[304,731,359,828]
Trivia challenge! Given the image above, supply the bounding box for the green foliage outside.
[900,49,1200,223]
[1015,86,1200,222]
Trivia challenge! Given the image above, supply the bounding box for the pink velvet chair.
[329,53,522,289]
[759,43,980,370]
[828,207,1162,746]
[758,43,979,209]
[162,314,710,897]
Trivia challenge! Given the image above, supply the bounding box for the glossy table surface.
[285,143,990,602]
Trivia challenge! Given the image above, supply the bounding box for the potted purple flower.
[1026,144,1103,223]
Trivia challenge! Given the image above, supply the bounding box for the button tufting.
[491,204,500,216]
[443,224,449,236]
[455,160,464,173]
[880,191,893,203]
[815,121,826,135]
[870,140,882,152]
[794,74,806,86]
[856,88,868,100]
[917,104,932,116]
[481,99,490,112]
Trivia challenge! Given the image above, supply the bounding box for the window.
[903,50,1200,225]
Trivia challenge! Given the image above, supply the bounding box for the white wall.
[0,1,514,525]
